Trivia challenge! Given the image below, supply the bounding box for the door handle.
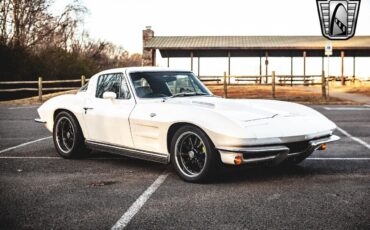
[83,107,94,114]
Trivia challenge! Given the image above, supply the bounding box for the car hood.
[166,96,324,122]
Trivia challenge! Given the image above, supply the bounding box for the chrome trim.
[227,131,335,147]
[85,140,169,164]
[243,155,277,163]
[217,135,340,165]
[287,135,340,157]
[218,146,289,154]
[310,135,340,146]
[34,118,46,124]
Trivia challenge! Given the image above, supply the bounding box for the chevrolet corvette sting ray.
[35,67,339,182]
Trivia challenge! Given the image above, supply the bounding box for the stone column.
[142,26,156,66]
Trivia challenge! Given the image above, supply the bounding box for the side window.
[132,77,153,98]
[95,73,131,99]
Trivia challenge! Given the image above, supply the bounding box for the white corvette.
[36,67,339,182]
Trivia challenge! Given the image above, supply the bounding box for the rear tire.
[170,125,219,182]
[53,111,90,158]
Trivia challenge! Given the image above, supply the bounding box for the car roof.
[96,66,192,75]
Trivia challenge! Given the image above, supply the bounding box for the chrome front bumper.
[217,135,340,165]
[34,118,46,124]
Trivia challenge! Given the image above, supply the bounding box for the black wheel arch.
[167,122,216,161]
[53,109,90,158]
[53,109,86,139]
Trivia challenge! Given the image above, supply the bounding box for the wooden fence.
[199,74,325,86]
[3,71,363,101]
[0,75,87,101]
[219,71,328,99]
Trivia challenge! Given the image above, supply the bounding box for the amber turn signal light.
[320,143,327,151]
[234,155,243,165]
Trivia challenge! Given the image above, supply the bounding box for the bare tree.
[0,0,86,48]
[0,0,11,44]
[0,0,141,83]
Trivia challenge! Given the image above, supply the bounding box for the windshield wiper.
[168,92,209,98]
[162,92,210,102]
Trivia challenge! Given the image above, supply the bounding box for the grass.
[328,82,370,97]
[0,90,78,106]
[207,84,356,104]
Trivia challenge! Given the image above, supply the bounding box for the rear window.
[79,83,88,92]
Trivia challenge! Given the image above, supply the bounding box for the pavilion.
[142,27,370,84]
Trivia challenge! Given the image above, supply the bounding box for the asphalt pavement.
[0,104,369,230]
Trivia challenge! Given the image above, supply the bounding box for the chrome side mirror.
[102,91,117,100]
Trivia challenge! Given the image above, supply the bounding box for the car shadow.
[208,161,354,184]
[209,165,313,184]
[85,151,359,184]
[85,150,168,171]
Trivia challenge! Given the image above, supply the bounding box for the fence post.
[272,71,276,98]
[321,70,327,100]
[223,71,228,98]
[38,77,43,102]
[291,75,293,87]
[303,51,307,86]
[81,75,86,86]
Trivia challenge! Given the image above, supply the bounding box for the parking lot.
[0,104,369,229]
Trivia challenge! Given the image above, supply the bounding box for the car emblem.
[316,0,361,40]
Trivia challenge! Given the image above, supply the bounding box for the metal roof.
[144,36,370,57]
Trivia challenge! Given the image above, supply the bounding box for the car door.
[83,72,135,147]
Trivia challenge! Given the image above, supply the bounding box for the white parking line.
[0,136,52,154]
[111,173,169,230]
[323,107,370,111]
[8,105,39,110]
[0,156,60,159]
[336,127,370,150]
[307,158,370,160]
[0,156,127,160]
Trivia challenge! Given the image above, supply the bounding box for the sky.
[54,0,370,78]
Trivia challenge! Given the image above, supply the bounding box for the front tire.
[171,125,218,182]
[53,111,89,158]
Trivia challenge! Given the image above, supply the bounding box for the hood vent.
[191,101,215,108]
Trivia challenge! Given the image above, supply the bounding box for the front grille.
[240,136,329,160]
[242,140,311,160]
[285,141,310,153]
[243,150,283,159]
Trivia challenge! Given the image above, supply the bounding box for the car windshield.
[129,71,211,98]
